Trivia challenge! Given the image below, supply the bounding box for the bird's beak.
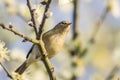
[67,22,72,25]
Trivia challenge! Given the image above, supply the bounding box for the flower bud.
[45,11,53,18]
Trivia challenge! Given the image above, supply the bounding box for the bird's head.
[54,21,71,33]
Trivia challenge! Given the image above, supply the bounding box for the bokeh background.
[0,0,120,80]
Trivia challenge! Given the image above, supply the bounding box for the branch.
[0,23,39,44]
[69,0,80,57]
[37,0,51,39]
[79,1,111,57]
[27,0,38,35]
[0,63,13,79]
[72,0,79,40]
[68,1,80,79]
[38,40,56,80]
[37,0,56,79]
[106,65,119,80]
[36,0,56,79]
[89,2,110,43]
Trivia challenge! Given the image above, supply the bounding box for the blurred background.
[0,0,120,80]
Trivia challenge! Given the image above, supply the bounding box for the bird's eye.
[61,22,66,25]
[59,21,71,25]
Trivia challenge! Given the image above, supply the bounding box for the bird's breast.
[43,34,65,58]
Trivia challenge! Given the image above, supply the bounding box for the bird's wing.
[26,44,35,58]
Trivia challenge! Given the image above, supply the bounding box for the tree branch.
[72,0,79,40]
[89,3,110,43]
[70,0,80,57]
[106,65,119,80]
[36,0,56,79]
[0,23,39,44]
[27,0,38,36]
[0,63,13,79]
[79,1,111,57]
[37,40,56,80]
[37,0,51,40]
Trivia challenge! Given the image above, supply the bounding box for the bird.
[15,21,71,75]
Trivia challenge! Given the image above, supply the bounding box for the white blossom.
[58,0,72,5]
[109,0,120,18]
[33,4,45,23]
[0,41,10,62]
[11,72,22,80]
[113,47,120,63]
[45,11,53,18]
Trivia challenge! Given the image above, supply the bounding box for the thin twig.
[0,23,39,44]
[72,0,79,40]
[89,3,110,43]
[37,0,51,40]
[70,0,80,56]
[79,1,111,57]
[27,0,38,36]
[106,65,119,80]
[69,0,80,79]
[0,63,13,79]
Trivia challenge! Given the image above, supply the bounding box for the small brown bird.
[15,21,71,75]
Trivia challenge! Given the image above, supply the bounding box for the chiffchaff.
[15,21,71,74]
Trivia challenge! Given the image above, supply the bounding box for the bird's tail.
[15,61,28,75]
